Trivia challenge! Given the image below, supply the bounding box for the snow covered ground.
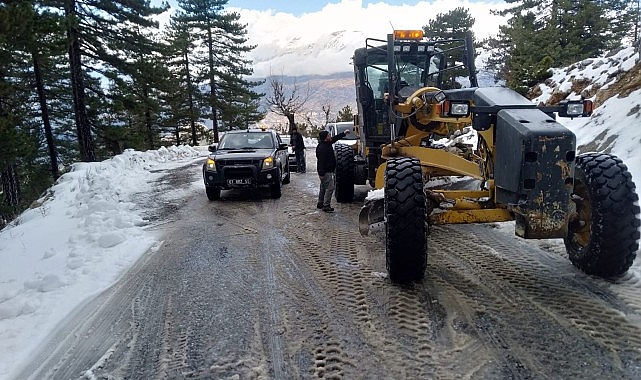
[1,48,641,379]
[0,146,206,379]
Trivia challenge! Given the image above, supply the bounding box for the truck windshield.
[219,132,273,149]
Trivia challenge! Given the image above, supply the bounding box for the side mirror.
[279,143,288,150]
[208,145,217,152]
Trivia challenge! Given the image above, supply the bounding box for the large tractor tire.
[335,144,355,203]
[206,186,220,201]
[270,169,282,198]
[564,153,640,277]
[384,157,428,282]
[283,162,291,185]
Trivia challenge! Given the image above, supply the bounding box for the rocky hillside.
[531,46,641,185]
[531,47,641,108]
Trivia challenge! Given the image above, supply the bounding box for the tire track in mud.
[278,205,444,378]
[270,207,355,379]
[12,240,168,380]
[22,159,641,379]
[158,292,190,376]
[177,199,273,379]
[426,224,641,379]
[613,270,641,321]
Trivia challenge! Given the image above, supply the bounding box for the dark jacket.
[291,131,305,152]
[315,132,346,176]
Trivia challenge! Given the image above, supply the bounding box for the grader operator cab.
[336,30,640,283]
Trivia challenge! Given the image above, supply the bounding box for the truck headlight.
[450,102,470,116]
[262,156,274,169]
[206,158,216,170]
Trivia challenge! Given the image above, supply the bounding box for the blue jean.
[318,172,335,206]
[295,150,306,172]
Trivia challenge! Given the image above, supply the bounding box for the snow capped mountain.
[236,0,508,78]
[252,29,365,80]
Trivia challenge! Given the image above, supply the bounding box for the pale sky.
[225,0,503,16]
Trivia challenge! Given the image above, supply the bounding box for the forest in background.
[0,0,264,227]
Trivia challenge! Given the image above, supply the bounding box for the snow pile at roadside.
[0,145,203,379]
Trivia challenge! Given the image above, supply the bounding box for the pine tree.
[160,15,204,146]
[423,7,476,89]
[97,27,170,153]
[336,105,354,122]
[58,0,167,161]
[177,0,262,142]
[490,0,637,94]
[0,1,57,225]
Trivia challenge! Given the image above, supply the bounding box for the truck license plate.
[228,178,251,185]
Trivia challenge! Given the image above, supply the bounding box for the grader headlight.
[442,100,471,117]
[559,99,593,118]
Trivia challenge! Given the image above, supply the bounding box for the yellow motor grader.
[334,30,640,283]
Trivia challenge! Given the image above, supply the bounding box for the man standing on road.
[315,129,349,212]
[291,126,306,173]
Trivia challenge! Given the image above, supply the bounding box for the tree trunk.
[145,108,154,150]
[32,51,59,180]
[210,79,218,143]
[207,26,219,143]
[287,114,295,133]
[174,126,181,145]
[64,0,96,162]
[1,163,20,208]
[184,50,197,147]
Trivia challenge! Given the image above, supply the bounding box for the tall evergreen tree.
[161,15,204,146]
[0,1,55,225]
[423,7,475,88]
[98,27,170,153]
[490,0,637,94]
[177,0,262,143]
[59,0,167,161]
[30,5,69,181]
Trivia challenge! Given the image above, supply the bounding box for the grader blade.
[358,198,385,236]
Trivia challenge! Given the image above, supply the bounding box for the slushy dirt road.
[18,151,641,379]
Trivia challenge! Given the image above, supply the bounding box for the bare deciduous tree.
[265,76,310,133]
[302,102,332,134]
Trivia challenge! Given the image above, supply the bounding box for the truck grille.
[218,159,260,167]
[224,167,255,179]
[215,159,261,180]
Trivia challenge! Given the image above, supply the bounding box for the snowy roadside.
[0,145,206,380]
